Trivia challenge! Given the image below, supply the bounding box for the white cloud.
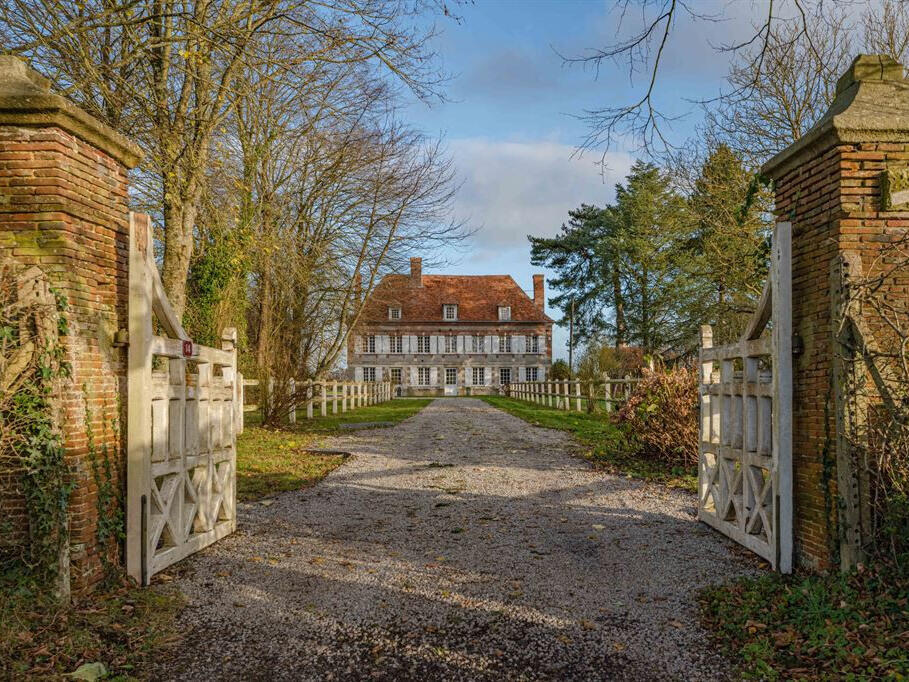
[449,138,633,254]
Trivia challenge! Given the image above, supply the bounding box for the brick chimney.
[533,274,544,310]
[410,257,423,287]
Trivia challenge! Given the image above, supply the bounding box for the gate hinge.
[113,328,129,347]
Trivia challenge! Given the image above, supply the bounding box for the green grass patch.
[238,398,430,501]
[243,397,431,432]
[479,396,697,491]
[237,427,347,502]
[0,571,180,680]
[699,561,909,680]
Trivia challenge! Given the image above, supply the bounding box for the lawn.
[479,395,697,491]
[237,398,431,501]
[699,560,909,680]
[0,571,181,680]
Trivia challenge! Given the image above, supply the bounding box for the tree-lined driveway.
[155,398,758,681]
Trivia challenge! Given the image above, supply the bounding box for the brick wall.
[0,57,140,591]
[773,145,847,570]
[765,54,909,570]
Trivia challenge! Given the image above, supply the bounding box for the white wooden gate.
[698,222,793,572]
[126,213,240,585]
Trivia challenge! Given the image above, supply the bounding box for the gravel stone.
[152,398,761,681]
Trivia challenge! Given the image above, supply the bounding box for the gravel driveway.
[154,398,760,681]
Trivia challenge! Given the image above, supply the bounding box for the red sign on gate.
[182,339,193,357]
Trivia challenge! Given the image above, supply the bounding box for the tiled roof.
[360,274,552,323]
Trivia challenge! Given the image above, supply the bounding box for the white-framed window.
[390,335,403,353]
[388,306,401,320]
[365,335,376,353]
[498,306,511,321]
[417,335,431,353]
[363,367,376,382]
[499,367,511,385]
[472,366,485,385]
[390,367,402,384]
[444,335,457,353]
[526,335,540,353]
[498,334,512,353]
[443,304,458,321]
[445,367,457,385]
[471,335,485,353]
[418,367,431,386]
[526,367,538,382]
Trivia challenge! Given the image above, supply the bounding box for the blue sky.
[400,0,758,359]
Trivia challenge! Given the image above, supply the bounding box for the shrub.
[612,368,699,467]
[549,359,570,380]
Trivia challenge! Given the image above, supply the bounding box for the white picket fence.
[506,376,640,412]
[239,378,393,431]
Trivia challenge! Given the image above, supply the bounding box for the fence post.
[332,381,338,414]
[267,376,275,421]
[574,380,581,412]
[342,383,348,413]
[320,382,327,417]
[562,380,569,411]
[603,373,611,414]
[288,378,296,424]
[306,380,314,419]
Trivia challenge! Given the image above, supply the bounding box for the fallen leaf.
[69,662,107,681]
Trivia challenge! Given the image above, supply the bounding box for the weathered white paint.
[697,222,792,573]
[127,213,238,585]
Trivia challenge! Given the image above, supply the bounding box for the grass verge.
[0,570,180,680]
[237,428,347,502]
[699,561,909,680]
[479,395,697,491]
[238,398,431,501]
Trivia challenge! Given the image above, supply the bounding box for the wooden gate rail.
[698,221,792,572]
[505,377,640,413]
[239,378,393,431]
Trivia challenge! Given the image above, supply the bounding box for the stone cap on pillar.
[762,54,909,180]
[0,56,141,168]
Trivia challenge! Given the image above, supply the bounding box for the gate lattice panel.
[698,222,793,572]
[126,213,240,584]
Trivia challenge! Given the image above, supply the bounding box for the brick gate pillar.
[762,54,909,570]
[0,57,141,590]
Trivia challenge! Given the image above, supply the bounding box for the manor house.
[348,258,553,396]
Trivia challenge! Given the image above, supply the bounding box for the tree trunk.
[612,267,626,348]
[160,192,198,321]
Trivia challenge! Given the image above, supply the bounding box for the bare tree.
[706,8,853,164]
[567,0,904,159]
[863,0,909,64]
[0,0,454,316]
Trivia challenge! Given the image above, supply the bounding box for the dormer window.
[388,306,401,320]
[443,304,458,321]
[498,306,511,321]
